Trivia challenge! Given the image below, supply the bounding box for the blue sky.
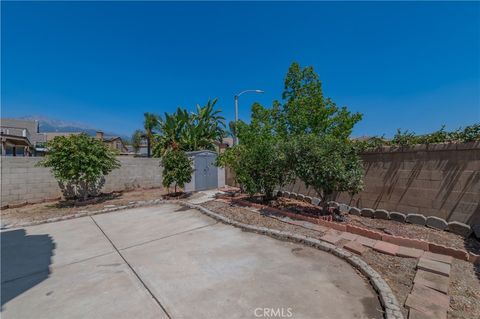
[2,1,479,137]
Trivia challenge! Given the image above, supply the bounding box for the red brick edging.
[222,196,477,263]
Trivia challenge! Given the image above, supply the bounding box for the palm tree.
[131,130,144,155]
[155,108,188,156]
[193,98,225,149]
[143,112,159,157]
[154,99,225,156]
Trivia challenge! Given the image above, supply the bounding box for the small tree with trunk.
[38,134,120,201]
[217,103,293,200]
[161,149,193,194]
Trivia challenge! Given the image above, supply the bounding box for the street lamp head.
[237,89,265,97]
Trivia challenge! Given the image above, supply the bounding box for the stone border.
[275,191,473,238]
[1,199,168,229]
[221,195,478,264]
[179,200,404,319]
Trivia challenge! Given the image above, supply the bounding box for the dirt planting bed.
[201,200,326,239]
[1,188,167,226]
[346,214,480,255]
[237,195,480,255]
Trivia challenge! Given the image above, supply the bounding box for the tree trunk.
[264,189,273,202]
[321,191,334,214]
[147,136,151,158]
[83,181,89,201]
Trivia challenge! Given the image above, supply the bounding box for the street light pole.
[233,89,264,145]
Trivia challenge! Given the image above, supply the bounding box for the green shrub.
[161,149,194,194]
[459,124,480,142]
[289,134,364,204]
[217,103,293,200]
[38,134,120,200]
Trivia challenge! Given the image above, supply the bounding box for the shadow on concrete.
[1,229,54,308]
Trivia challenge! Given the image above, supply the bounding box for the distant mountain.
[18,115,130,142]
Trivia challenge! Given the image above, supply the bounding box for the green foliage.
[38,134,120,200]
[391,129,417,147]
[131,129,144,154]
[222,62,364,201]
[367,124,480,150]
[153,98,225,156]
[456,124,480,142]
[288,135,364,201]
[143,112,160,157]
[279,62,363,200]
[217,103,294,200]
[279,62,362,139]
[353,124,480,152]
[161,149,194,193]
[352,136,387,152]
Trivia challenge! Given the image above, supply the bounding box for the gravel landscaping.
[201,199,480,319]
[361,250,417,318]
[448,260,480,319]
[241,196,480,255]
[346,214,480,255]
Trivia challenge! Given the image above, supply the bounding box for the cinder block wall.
[1,157,163,207]
[280,142,480,225]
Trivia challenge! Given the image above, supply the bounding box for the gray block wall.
[1,156,163,207]
[272,142,480,226]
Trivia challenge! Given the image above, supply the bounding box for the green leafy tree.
[161,149,194,194]
[38,134,120,201]
[288,134,364,205]
[144,112,159,158]
[217,103,293,200]
[221,62,364,202]
[280,62,364,203]
[279,62,362,139]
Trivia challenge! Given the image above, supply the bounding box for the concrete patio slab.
[1,217,114,282]
[121,222,381,319]
[1,253,167,319]
[1,203,383,319]
[92,204,216,249]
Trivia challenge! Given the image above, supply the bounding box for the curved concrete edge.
[179,200,404,319]
[2,199,169,230]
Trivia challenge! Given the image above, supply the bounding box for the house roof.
[0,118,46,144]
[103,136,123,142]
